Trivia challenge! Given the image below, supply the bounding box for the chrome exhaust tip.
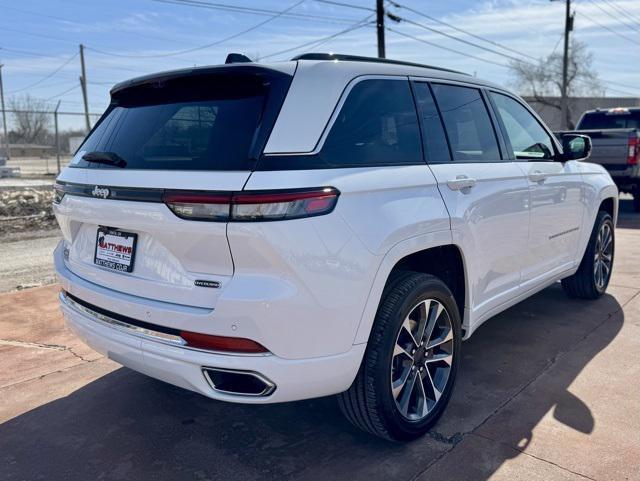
[202,367,276,397]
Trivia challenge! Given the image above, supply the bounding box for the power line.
[88,0,306,58]
[311,0,375,12]
[550,32,564,55]
[7,52,78,94]
[261,15,374,60]
[44,83,80,101]
[578,9,640,45]
[388,1,640,96]
[0,26,196,66]
[389,26,639,97]
[388,1,539,62]
[390,13,531,64]
[599,0,640,25]
[0,67,119,87]
[10,79,76,91]
[151,0,359,25]
[599,78,640,91]
[386,27,509,68]
[0,46,50,58]
[0,2,196,46]
[584,0,640,33]
[0,25,79,45]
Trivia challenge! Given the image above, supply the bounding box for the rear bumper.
[54,242,365,403]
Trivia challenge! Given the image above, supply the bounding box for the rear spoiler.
[110,64,295,96]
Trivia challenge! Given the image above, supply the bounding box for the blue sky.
[0,0,639,130]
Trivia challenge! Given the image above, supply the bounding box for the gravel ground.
[0,232,61,293]
[0,185,58,237]
[0,182,61,293]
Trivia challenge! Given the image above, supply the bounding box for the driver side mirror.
[560,134,591,161]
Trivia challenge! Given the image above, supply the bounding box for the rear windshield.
[74,69,290,171]
[578,111,640,130]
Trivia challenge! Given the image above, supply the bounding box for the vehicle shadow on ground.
[0,285,624,481]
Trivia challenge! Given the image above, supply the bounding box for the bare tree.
[8,94,52,144]
[509,41,603,129]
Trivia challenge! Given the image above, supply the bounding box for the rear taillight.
[163,187,339,222]
[162,192,231,221]
[628,137,639,165]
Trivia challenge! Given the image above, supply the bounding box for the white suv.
[53,53,618,441]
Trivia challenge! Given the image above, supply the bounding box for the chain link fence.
[0,109,102,177]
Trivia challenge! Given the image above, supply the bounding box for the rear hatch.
[54,64,294,308]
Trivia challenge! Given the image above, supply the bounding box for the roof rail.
[291,53,469,76]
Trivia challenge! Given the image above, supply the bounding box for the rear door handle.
[447,176,477,191]
[529,170,548,183]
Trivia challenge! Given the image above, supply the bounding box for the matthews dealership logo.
[91,186,110,199]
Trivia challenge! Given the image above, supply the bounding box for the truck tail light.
[164,187,339,222]
[628,137,639,165]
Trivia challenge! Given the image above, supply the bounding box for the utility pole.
[376,0,385,58]
[54,100,61,174]
[0,63,9,159]
[560,0,573,130]
[79,44,91,132]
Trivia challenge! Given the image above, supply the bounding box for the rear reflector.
[164,187,339,222]
[180,331,268,353]
[628,137,639,165]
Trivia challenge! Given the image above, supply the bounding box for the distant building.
[524,96,640,130]
[8,144,55,158]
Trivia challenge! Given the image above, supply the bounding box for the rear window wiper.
[82,151,127,168]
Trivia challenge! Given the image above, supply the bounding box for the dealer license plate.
[94,227,138,273]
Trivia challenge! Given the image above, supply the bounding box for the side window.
[412,82,451,162]
[490,92,555,160]
[320,79,423,167]
[431,83,501,162]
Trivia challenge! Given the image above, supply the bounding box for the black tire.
[561,211,614,299]
[338,272,462,441]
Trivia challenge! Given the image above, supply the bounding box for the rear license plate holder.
[94,227,138,273]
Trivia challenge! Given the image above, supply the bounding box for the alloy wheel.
[594,222,613,291]
[391,299,454,421]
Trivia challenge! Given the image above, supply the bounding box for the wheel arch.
[353,231,471,345]
[599,195,617,226]
[573,183,618,271]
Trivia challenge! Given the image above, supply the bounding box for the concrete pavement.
[0,202,639,481]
